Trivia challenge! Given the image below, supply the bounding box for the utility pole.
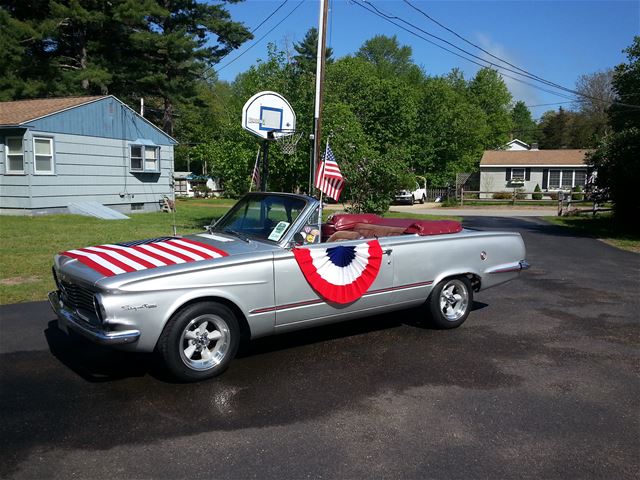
[312,0,329,195]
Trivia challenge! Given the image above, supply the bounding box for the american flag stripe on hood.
[61,237,228,277]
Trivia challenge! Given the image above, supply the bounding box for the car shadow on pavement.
[44,300,490,383]
[44,321,171,383]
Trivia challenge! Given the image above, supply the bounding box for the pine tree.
[293,27,333,73]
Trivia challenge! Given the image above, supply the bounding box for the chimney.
[531,143,539,151]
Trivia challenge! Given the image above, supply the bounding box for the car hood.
[54,231,279,287]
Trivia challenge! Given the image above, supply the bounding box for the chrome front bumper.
[48,291,140,345]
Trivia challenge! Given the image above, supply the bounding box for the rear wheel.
[419,194,426,204]
[158,302,240,382]
[427,277,473,329]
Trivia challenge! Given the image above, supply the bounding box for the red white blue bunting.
[293,240,383,304]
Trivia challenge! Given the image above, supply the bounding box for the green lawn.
[0,198,459,305]
[544,214,640,253]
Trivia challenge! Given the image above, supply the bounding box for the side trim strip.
[250,280,433,314]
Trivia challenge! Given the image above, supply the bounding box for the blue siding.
[28,97,176,146]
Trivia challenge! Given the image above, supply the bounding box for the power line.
[250,0,290,35]
[214,0,305,74]
[357,0,640,110]
[401,0,567,92]
[350,0,574,102]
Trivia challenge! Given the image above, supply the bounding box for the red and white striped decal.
[61,238,228,277]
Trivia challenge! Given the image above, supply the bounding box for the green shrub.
[547,191,559,201]
[532,183,543,200]
[515,188,527,200]
[571,185,584,201]
[492,191,512,200]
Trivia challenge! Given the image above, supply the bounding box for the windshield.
[212,193,309,243]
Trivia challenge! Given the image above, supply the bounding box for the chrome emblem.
[480,251,487,260]
[122,304,158,312]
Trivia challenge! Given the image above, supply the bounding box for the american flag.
[61,237,228,277]
[315,144,344,201]
[251,152,261,190]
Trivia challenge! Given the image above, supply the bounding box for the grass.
[0,198,459,305]
[544,214,640,253]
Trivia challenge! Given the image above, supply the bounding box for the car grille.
[60,280,96,315]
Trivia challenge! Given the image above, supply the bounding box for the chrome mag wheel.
[179,314,231,371]
[438,279,470,322]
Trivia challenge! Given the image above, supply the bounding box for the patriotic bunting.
[293,240,383,304]
[61,237,228,277]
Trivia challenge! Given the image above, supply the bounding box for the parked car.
[49,192,529,382]
[395,177,427,204]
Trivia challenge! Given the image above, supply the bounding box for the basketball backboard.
[242,91,296,140]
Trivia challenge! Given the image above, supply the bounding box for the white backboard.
[242,91,296,140]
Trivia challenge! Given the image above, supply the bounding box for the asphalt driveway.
[0,217,638,479]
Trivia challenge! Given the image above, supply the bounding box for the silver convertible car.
[50,192,529,381]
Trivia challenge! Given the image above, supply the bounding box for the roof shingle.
[0,96,105,125]
[480,149,590,166]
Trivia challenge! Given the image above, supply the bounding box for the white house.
[504,139,530,151]
[479,149,590,197]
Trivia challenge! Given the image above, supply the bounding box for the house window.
[511,168,525,181]
[5,137,25,174]
[33,137,54,174]
[144,147,159,171]
[130,145,160,173]
[130,146,143,171]
[547,169,587,189]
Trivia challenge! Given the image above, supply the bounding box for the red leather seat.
[324,214,462,237]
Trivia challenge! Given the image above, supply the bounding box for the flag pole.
[317,139,329,228]
[312,0,329,197]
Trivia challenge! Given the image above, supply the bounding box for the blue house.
[0,95,177,215]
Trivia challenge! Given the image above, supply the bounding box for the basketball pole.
[261,137,269,191]
[312,0,329,197]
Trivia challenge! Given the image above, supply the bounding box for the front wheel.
[158,302,240,382]
[427,277,473,329]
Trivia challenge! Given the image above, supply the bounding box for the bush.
[532,183,543,200]
[492,191,512,200]
[515,188,527,200]
[547,191,559,201]
[571,185,584,201]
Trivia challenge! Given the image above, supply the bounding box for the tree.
[355,34,418,79]
[510,101,537,145]
[292,27,333,73]
[468,68,513,148]
[588,36,640,226]
[117,0,252,135]
[538,107,572,149]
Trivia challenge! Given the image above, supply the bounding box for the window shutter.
[542,169,549,189]
[505,168,512,181]
[525,168,531,181]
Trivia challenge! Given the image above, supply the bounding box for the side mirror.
[293,232,305,246]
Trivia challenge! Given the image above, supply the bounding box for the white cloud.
[474,33,541,107]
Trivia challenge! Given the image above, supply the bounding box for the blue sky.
[217,0,639,118]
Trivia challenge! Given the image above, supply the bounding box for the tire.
[427,276,473,329]
[158,301,240,382]
[411,195,415,204]
[419,194,426,204]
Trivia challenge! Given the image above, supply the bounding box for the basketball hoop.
[275,130,303,155]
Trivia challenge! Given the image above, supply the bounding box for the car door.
[272,237,396,327]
